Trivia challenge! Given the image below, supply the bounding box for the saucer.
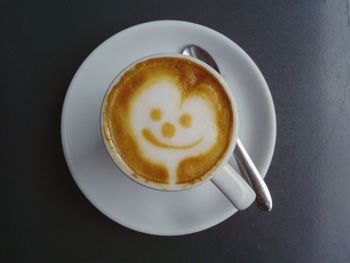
[61,21,276,236]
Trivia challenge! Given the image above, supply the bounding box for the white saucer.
[61,21,276,236]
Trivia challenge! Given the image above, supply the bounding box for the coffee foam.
[131,80,217,184]
[103,57,233,187]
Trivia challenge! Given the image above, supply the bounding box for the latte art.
[131,81,217,184]
[102,57,233,187]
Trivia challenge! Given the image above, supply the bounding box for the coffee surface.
[102,57,233,187]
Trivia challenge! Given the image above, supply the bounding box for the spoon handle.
[234,138,272,211]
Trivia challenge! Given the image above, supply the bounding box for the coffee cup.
[101,54,255,210]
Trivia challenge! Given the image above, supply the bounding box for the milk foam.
[103,57,234,188]
[130,79,218,184]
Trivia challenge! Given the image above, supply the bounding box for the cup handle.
[211,163,256,210]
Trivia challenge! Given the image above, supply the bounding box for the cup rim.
[100,53,239,191]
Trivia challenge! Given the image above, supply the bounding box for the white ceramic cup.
[101,54,255,210]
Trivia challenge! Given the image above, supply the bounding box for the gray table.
[2,0,350,262]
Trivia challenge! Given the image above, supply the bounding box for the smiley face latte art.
[102,57,234,188]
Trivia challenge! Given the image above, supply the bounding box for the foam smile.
[142,129,202,149]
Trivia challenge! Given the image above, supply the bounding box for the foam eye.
[150,108,162,121]
[179,114,192,128]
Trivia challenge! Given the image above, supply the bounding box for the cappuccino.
[102,57,234,188]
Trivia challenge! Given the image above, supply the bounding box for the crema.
[102,57,234,187]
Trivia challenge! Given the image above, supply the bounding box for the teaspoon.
[182,45,273,211]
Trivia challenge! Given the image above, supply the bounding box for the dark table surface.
[2,0,350,262]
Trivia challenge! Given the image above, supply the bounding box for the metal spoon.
[182,45,272,211]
